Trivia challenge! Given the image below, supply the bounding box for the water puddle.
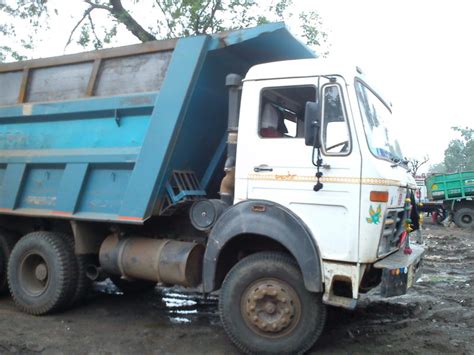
[424,254,465,262]
[154,288,220,325]
[419,273,470,284]
[93,279,125,295]
[93,279,220,326]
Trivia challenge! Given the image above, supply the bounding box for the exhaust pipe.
[85,265,107,281]
[99,234,204,287]
[220,73,242,205]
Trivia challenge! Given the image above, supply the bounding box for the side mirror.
[304,101,321,148]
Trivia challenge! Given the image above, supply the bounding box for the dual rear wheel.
[4,231,154,314]
[7,231,78,314]
[6,231,92,314]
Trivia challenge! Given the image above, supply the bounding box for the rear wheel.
[453,208,474,228]
[219,252,326,355]
[62,233,92,307]
[70,254,93,306]
[7,231,78,315]
[0,230,18,295]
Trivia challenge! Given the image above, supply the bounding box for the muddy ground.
[0,221,473,354]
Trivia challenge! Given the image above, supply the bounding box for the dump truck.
[426,171,474,228]
[0,23,424,354]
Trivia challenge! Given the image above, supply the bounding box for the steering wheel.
[326,140,349,152]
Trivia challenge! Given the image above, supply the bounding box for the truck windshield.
[355,82,403,162]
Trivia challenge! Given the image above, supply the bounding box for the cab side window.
[322,85,351,154]
[259,86,316,138]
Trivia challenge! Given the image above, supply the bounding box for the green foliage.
[452,126,473,141]
[1,0,48,21]
[299,10,328,56]
[0,0,328,62]
[431,126,474,173]
[0,46,28,62]
[0,0,50,62]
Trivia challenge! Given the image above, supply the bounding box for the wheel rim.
[19,252,50,297]
[460,214,472,225]
[241,278,301,338]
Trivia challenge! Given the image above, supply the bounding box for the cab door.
[235,76,362,262]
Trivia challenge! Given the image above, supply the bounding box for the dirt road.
[0,222,472,354]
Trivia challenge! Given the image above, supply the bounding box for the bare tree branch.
[88,13,102,48]
[84,0,112,11]
[409,156,430,177]
[202,0,221,33]
[193,0,212,34]
[65,7,94,49]
[154,0,177,38]
[108,0,156,42]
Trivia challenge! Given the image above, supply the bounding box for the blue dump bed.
[0,23,314,223]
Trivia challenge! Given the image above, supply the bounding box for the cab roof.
[245,58,391,107]
[245,58,362,82]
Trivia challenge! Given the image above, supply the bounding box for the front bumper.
[373,244,424,297]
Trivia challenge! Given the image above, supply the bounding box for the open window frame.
[320,82,352,157]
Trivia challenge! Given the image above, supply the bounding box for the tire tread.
[453,208,474,228]
[0,229,18,294]
[219,251,326,355]
[8,231,78,315]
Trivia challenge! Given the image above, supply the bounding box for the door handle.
[254,165,273,172]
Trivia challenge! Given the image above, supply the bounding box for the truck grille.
[377,209,404,257]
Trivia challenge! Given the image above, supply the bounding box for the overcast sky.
[2,0,472,171]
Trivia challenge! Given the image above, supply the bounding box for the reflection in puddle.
[170,317,192,324]
[156,288,220,325]
[162,297,197,308]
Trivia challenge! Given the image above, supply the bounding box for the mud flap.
[374,245,424,297]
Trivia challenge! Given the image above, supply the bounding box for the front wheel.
[219,252,326,355]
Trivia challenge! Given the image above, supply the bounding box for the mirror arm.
[313,146,324,192]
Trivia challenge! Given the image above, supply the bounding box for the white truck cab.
[234,59,423,307]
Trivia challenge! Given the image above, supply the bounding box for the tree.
[0,0,48,61]
[0,0,328,61]
[407,156,429,177]
[428,161,446,174]
[429,126,474,173]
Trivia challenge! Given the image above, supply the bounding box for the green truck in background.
[426,171,474,228]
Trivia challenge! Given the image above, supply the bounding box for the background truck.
[426,171,474,228]
[0,23,423,354]
[414,175,447,224]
